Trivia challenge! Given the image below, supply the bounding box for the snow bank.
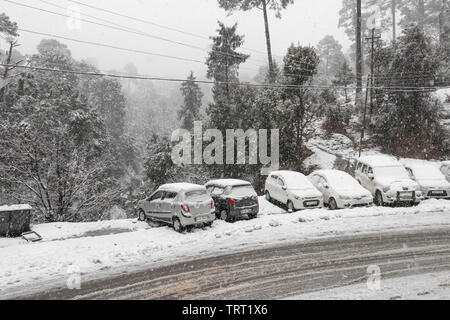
[286,271,450,300]
[0,198,449,298]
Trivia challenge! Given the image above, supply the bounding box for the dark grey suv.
[205,179,259,222]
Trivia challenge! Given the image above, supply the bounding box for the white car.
[441,161,450,183]
[264,171,323,212]
[355,156,423,206]
[137,183,215,232]
[309,170,374,210]
[405,164,450,200]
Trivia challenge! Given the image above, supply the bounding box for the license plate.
[196,216,208,222]
[241,209,252,214]
[399,192,413,199]
[306,201,318,206]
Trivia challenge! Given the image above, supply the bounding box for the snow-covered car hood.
[335,187,372,199]
[416,178,450,189]
[375,177,420,191]
[290,189,322,199]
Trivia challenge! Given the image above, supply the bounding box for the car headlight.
[294,196,302,201]
[416,191,423,197]
[383,186,390,193]
[340,195,352,200]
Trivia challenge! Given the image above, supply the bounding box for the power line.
[2,63,448,92]
[19,29,204,64]
[4,0,264,66]
[65,0,271,57]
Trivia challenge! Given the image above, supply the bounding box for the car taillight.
[255,197,259,203]
[181,204,190,213]
[228,198,236,206]
[211,200,214,209]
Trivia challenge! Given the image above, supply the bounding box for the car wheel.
[329,198,338,210]
[249,214,257,220]
[265,191,271,202]
[375,191,384,207]
[287,200,295,212]
[138,210,146,222]
[220,210,230,222]
[173,218,184,233]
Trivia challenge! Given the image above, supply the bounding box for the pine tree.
[333,59,354,102]
[217,0,294,82]
[281,44,320,170]
[178,71,203,131]
[317,35,345,78]
[373,26,444,158]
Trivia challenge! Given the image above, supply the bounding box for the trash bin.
[0,204,33,237]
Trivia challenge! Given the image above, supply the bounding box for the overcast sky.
[1,0,352,80]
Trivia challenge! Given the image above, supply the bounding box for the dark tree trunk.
[262,0,275,82]
[392,0,397,47]
[356,0,363,107]
[418,0,425,30]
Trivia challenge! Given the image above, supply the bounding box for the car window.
[357,163,362,171]
[150,191,165,202]
[368,167,373,174]
[311,175,320,184]
[319,177,327,186]
[211,187,225,196]
[278,178,285,187]
[362,165,368,174]
[185,190,210,202]
[271,175,278,183]
[165,192,177,200]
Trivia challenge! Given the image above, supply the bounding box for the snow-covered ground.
[286,271,450,300]
[0,198,449,298]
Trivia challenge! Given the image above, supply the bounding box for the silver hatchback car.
[137,183,216,232]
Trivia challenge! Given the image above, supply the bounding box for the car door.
[211,186,226,212]
[359,165,370,190]
[277,177,288,204]
[160,191,177,223]
[311,174,325,196]
[267,175,279,201]
[319,176,331,203]
[147,191,165,221]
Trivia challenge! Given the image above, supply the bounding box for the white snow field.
[286,271,450,300]
[0,198,449,298]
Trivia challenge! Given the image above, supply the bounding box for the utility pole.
[359,75,371,157]
[356,0,363,110]
[262,0,275,83]
[1,38,20,106]
[366,29,381,121]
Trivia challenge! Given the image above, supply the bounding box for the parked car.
[309,170,373,210]
[205,179,259,222]
[137,183,215,232]
[405,164,450,200]
[265,171,323,212]
[441,161,450,183]
[355,156,423,206]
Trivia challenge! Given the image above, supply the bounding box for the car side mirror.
[368,173,374,180]
[282,186,287,191]
[324,184,330,189]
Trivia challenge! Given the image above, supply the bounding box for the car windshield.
[412,166,445,180]
[231,185,257,198]
[284,174,316,190]
[374,166,410,180]
[328,174,361,191]
[185,190,210,202]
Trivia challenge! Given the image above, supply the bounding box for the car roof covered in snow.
[357,155,402,168]
[0,204,33,212]
[270,170,307,178]
[158,183,206,193]
[205,179,252,188]
[312,169,353,180]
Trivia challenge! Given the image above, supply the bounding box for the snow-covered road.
[1,198,449,299]
[287,271,450,300]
